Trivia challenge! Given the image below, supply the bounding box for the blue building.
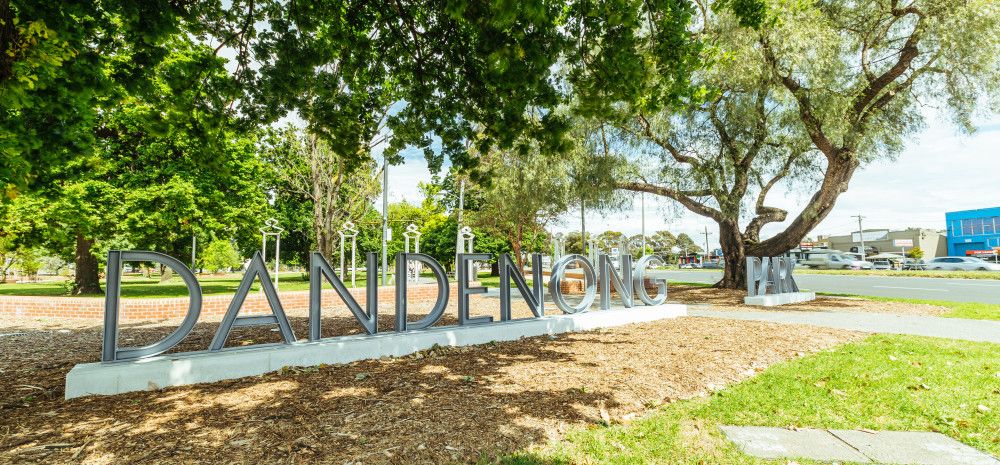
[945,207,1000,257]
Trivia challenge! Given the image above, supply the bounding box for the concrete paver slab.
[719,426,871,463]
[831,429,1000,465]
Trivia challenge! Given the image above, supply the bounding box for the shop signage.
[100,251,669,363]
[893,239,914,247]
[852,230,889,242]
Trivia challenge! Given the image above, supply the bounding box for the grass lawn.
[817,292,1000,321]
[0,270,491,298]
[679,267,1000,280]
[503,335,1000,464]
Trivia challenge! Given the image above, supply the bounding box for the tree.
[15,247,41,281]
[265,127,381,259]
[201,239,243,273]
[598,0,1000,288]
[30,37,268,294]
[908,246,924,260]
[675,233,702,254]
[469,142,572,268]
[1,0,206,191]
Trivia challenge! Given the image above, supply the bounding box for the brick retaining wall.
[0,282,474,321]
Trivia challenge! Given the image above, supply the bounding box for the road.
[651,270,1000,304]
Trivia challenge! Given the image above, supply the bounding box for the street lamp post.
[260,218,284,290]
[382,161,389,285]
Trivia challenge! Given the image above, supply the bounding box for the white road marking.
[872,285,948,292]
[945,282,1000,287]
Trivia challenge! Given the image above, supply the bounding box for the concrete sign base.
[744,291,816,307]
[66,304,687,399]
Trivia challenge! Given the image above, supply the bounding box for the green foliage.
[1,0,203,190]
[201,239,243,273]
[15,247,41,279]
[909,246,925,259]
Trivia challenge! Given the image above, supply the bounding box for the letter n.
[499,253,544,320]
[309,251,377,341]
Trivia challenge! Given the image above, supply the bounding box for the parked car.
[902,259,926,270]
[871,258,893,270]
[924,256,1000,271]
[843,253,875,270]
[702,261,725,269]
[799,251,853,270]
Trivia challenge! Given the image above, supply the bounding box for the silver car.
[925,256,1000,271]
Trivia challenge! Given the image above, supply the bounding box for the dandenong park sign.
[65,251,687,398]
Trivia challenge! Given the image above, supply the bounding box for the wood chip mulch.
[667,284,949,316]
[0,299,861,464]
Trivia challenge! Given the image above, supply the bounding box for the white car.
[843,253,874,270]
[925,256,1000,271]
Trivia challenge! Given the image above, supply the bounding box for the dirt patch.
[667,285,949,316]
[0,301,859,464]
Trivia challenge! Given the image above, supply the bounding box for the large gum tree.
[597,0,999,288]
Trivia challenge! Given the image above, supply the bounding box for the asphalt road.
[651,270,1000,304]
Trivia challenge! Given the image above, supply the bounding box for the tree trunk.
[717,219,748,289]
[512,224,524,270]
[159,265,173,282]
[73,234,102,295]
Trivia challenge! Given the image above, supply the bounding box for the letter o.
[548,254,597,314]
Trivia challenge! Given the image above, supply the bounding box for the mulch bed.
[0,297,861,464]
[667,284,949,316]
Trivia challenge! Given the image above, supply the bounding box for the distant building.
[817,228,947,258]
[945,207,1000,257]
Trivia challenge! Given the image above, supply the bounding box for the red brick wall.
[0,282,473,321]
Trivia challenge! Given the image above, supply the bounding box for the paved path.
[689,309,1000,343]
[721,426,1000,465]
[652,270,1000,304]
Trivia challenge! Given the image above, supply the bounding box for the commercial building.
[817,228,947,258]
[945,207,1000,257]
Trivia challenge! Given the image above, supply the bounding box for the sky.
[381,115,1000,251]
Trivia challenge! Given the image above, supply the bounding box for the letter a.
[210,251,297,351]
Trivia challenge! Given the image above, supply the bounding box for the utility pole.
[381,161,389,285]
[640,193,646,255]
[191,234,197,272]
[852,214,866,258]
[702,226,711,264]
[580,197,586,256]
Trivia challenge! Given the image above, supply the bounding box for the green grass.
[818,292,1000,321]
[502,335,1000,464]
[0,270,491,298]
[0,273,320,298]
[681,267,1000,280]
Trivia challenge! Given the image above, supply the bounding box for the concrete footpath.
[689,309,1000,344]
[721,426,1000,465]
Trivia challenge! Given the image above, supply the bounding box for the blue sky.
[384,115,1000,251]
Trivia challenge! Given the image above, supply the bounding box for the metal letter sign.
[103,251,202,362]
[100,250,673,366]
[746,257,799,297]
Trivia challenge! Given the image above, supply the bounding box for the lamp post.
[338,221,359,288]
[260,218,284,290]
[382,160,389,285]
[403,223,422,284]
